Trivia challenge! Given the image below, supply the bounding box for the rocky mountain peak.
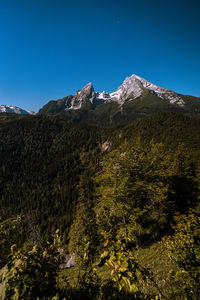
[78,74,186,107]
[83,82,93,90]
[109,74,147,102]
[39,74,190,114]
[108,74,185,106]
[66,82,95,110]
[76,82,94,97]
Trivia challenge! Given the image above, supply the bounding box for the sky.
[0,0,200,112]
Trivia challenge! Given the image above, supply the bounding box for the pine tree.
[68,174,98,268]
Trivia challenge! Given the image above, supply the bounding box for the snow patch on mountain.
[1,75,187,114]
[129,75,185,106]
[95,74,185,107]
[0,105,35,115]
[43,74,186,112]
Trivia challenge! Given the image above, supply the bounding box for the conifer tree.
[68,174,98,268]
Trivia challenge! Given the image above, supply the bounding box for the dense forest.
[0,112,200,299]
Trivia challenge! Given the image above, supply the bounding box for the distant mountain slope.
[38,74,200,125]
[0,105,35,115]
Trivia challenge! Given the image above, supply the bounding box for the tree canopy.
[95,139,198,247]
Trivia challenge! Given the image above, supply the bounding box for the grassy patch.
[57,264,110,290]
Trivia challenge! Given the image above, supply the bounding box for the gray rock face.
[101,141,111,152]
[39,74,200,118]
[58,251,75,269]
[96,74,185,106]
[63,74,186,110]
[66,83,96,110]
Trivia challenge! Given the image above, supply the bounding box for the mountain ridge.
[41,74,187,111]
[0,105,35,115]
[38,74,200,125]
[1,74,200,125]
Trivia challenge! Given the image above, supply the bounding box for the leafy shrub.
[164,213,200,298]
[0,230,61,299]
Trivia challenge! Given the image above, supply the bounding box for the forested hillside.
[0,115,105,241]
[0,112,200,299]
[0,112,200,242]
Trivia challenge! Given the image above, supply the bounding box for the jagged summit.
[38,74,200,123]
[63,74,184,110]
[2,74,200,124]
[96,74,185,106]
[84,82,93,89]
[67,82,95,110]
[58,74,186,110]
[76,82,94,95]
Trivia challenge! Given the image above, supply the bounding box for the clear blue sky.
[0,0,200,111]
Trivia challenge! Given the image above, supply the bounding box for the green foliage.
[0,112,200,298]
[164,213,200,298]
[0,230,61,300]
[0,216,26,269]
[0,113,199,247]
[119,112,200,157]
[96,138,196,246]
[137,241,175,298]
[67,267,101,300]
[101,240,152,297]
[0,115,103,244]
[68,175,99,268]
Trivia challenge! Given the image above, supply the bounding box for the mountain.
[3,75,199,124]
[38,74,200,125]
[96,74,185,106]
[0,105,35,115]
